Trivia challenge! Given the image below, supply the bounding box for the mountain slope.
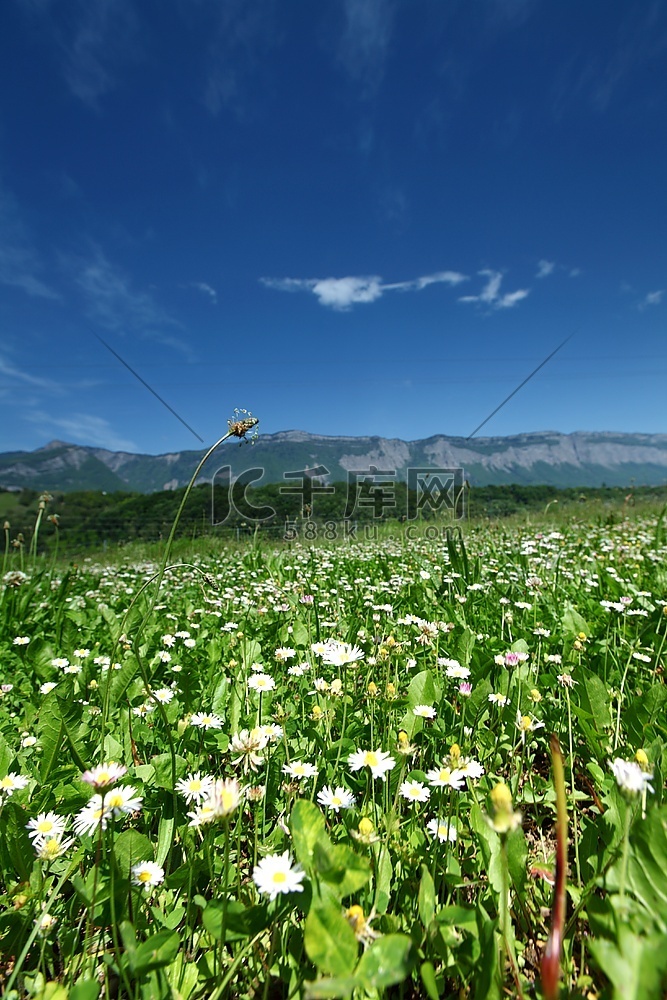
[1,430,667,492]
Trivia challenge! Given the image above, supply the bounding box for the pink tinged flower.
[81,762,127,789]
[459,682,472,697]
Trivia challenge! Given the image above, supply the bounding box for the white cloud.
[261,270,467,311]
[190,281,218,304]
[24,409,138,452]
[61,0,140,108]
[639,289,664,309]
[0,354,60,392]
[336,0,395,96]
[0,181,60,300]
[459,269,529,311]
[70,247,182,340]
[536,259,555,278]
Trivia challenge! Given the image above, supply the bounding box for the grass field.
[1,498,666,998]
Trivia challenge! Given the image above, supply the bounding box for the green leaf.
[290,799,329,871]
[589,926,667,1000]
[468,803,503,894]
[375,844,393,914]
[561,605,590,637]
[0,800,35,880]
[39,694,88,780]
[0,731,13,777]
[578,669,612,733]
[304,976,357,999]
[202,899,270,942]
[606,805,667,932]
[130,930,180,974]
[506,827,527,900]
[151,752,188,790]
[314,843,370,899]
[420,961,440,1000]
[355,933,414,991]
[304,892,359,977]
[69,980,101,1000]
[114,829,154,880]
[418,864,436,929]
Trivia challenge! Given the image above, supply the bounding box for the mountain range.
[1,430,667,493]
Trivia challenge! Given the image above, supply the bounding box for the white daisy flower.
[253,851,305,900]
[176,772,215,804]
[348,748,395,780]
[400,779,431,804]
[190,711,223,730]
[317,785,356,812]
[427,818,457,843]
[131,861,165,891]
[282,760,318,780]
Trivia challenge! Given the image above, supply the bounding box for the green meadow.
[1,452,666,998]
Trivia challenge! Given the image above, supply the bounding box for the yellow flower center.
[272,871,287,884]
[365,752,378,767]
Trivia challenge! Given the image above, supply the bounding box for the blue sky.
[1,0,666,455]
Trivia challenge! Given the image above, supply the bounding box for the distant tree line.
[1,480,665,555]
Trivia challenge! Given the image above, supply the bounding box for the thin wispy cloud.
[0,182,60,300]
[459,270,529,310]
[24,409,138,451]
[639,289,664,309]
[336,0,395,96]
[261,270,467,311]
[202,0,279,119]
[0,353,60,392]
[69,247,182,340]
[190,281,218,304]
[61,0,140,109]
[536,259,555,278]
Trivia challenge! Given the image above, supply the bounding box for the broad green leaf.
[589,926,667,1000]
[375,844,393,914]
[114,829,154,879]
[304,893,358,977]
[606,805,667,932]
[0,801,33,878]
[290,799,329,870]
[314,843,370,899]
[69,980,101,1000]
[304,976,357,999]
[561,605,590,637]
[418,864,436,928]
[130,930,180,974]
[506,827,527,900]
[151,752,188,790]
[355,933,414,991]
[468,803,503,894]
[202,900,269,942]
